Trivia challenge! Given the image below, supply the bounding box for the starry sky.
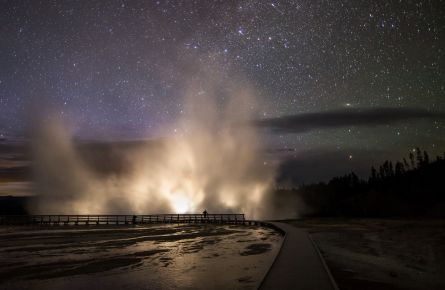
[0,0,444,183]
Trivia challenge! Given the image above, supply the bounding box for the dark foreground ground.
[0,224,282,290]
[287,219,445,290]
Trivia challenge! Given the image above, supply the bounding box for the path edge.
[257,221,339,290]
[307,233,340,290]
[256,222,287,290]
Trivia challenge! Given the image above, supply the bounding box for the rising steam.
[30,74,275,219]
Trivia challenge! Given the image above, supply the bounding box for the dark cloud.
[254,107,445,133]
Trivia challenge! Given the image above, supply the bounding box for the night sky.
[0,0,444,184]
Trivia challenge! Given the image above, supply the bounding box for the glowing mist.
[30,78,275,219]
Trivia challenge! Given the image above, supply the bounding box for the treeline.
[281,148,445,217]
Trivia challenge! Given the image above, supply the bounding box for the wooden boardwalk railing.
[0,214,246,226]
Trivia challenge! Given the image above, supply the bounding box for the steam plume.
[29,73,275,219]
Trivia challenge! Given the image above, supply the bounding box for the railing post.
[5,212,247,227]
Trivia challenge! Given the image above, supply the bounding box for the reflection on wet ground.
[0,224,282,290]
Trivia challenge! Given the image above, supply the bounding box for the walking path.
[260,222,338,290]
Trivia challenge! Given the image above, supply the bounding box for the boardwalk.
[0,214,246,226]
[260,222,338,290]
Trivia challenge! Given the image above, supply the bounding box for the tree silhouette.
[395,161,404,176]
[403,157,409,170]
[423,150,430,165]
[370,166,377,182]
[409,152,415,168]
[416,147,423,167]
[283,148,445,218]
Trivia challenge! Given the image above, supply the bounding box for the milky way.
[0,0,444,181]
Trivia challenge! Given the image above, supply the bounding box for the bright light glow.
[30,72,275,219]
[171,194,191,213]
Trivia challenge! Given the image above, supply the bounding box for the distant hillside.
[0,196,31,215]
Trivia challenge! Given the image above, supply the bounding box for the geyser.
[30,76,275,219]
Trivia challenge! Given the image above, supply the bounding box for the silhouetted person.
[132,215,137,224]
[202,209,208,218]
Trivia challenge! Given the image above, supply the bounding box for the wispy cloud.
[254,107,445,133]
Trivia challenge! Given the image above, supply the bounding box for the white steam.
[30,76,275,219]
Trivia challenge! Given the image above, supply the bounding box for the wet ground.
[288,219,445,290]
[0,224,282,290]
